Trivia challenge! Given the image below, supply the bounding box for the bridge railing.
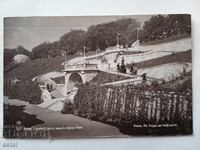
[64,63,98,71]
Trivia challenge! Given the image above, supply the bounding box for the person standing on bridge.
[121,57,125,66]
[120,57,127,74]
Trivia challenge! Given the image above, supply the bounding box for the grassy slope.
[90,72,131,84]
[141,34,191,46]
[5,56,65,81]
[136,49,191,69]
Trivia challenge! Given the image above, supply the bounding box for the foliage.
[4,80,43,104]
[141,14,191,43]
[141,33,190,46]
[61,100,74,114]
[4,56,65,81]
[73,80,192,134]
[85,18,140,51]
[59,30,86,55]
[48,41,61,57]
[90,72,130,84]
[4,46,31,66]
[16,45,32,57]
[136,50,192,69]
[32,42,50,59]
[4,48,17,66]
[30,18,140,57]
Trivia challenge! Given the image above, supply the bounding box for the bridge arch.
[65,72,84,94]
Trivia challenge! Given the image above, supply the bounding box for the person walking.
[121,57,125,66]
[117,63,120,72]
[141,73,147,83]
[130,65,134,75]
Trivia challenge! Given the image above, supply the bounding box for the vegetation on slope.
[4,46,31,66]
[90,72,131,84]
[136,49,191,69]
[140,14,191,43]
[4,56,67,102]
[5,56,65,81]
[4,80,43,104]
[141,33,190,46]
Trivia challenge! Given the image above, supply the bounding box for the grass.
[90,72,131,84]
[4,56,65,81]
[136,49,191,69]
[141,34,191,46]
[4,80,43,103]
[4,63,20,74]
[4,56,66,102]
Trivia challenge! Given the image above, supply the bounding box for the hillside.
[5,56,65,81]
[136,49,191,68]
[90,72,131,84]
[5,48,192,83]
[140,34,191,46]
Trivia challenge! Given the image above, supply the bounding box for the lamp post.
[117,33,121,46]
[83,46,86,56]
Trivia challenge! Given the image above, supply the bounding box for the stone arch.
[66,72,84,93]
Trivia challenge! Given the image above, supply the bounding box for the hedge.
[73,82,192,134]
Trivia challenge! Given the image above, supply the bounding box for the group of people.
[117,57,138,75]
[117,64,126,74]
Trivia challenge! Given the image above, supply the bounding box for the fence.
[73,83,192,133]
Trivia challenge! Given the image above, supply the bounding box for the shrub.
[73,81,192,134]
[4,80,43,104]
[61,99,74,114]
[90,72,130,84]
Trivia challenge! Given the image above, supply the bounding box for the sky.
[4,15,152,51]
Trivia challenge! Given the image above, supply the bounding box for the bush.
[73,82,192,135]
[61,99,74,114]
[4,80,43,104]
[90,72,130,84]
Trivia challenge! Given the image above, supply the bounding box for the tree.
[4,48,17,66]
[4,46,31,66]
[29,15,191,58]
[85,18,140,51]
[167,14,191,35]
[16,45,31,57]
[32,42,49,59]
[30,18,141,57]
[59,30,86,55]
[48,41,61,57]
[141,15,168,42]
[140,14,191,43]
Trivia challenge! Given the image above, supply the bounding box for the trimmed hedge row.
[73,82,192,133]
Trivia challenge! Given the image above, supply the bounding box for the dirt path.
[4,97,127,138]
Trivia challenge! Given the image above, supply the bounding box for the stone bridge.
[63,63,99,96]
